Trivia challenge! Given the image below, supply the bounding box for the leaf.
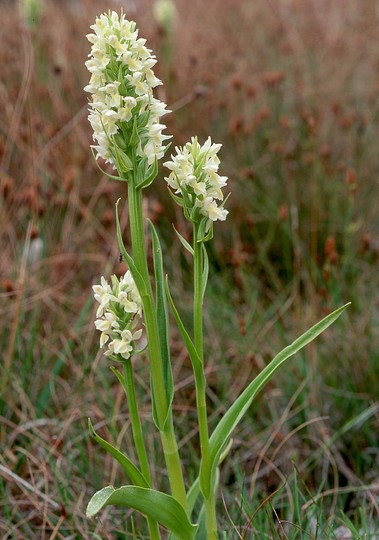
[173,225,194,256]
[148,220,174,430]
[129,115,140,149]
[86,485,198,539]
[115,199,148,298]
[138,158,158,190]
[165,277,203,374]
[186,478,200,516]
[167,188,185,208]
[187,439,233,513]
[201,244,209,300]
[90,148,125,182]
[196,218,213,243]
[112,145,134,174]
[88,419,148,488]
[201,303,351,496]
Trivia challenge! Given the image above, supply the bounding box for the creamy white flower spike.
[93,270,143,361]
[85,11,170,169]
[164,137,229,226]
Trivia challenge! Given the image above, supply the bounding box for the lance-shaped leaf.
[88,419,148,488]
[148,220,174,430]
[200,303,350,497]
[115,199,149,299]
[138,158,158,190]
[173,225,194,256]
[129,115,140,149]
[86,485,198,539]
[111,145,134,174]
[90,148,125,182]
[165,278,203,374]
[201,244,209,301]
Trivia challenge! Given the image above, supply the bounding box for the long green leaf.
[202,303,350,492]
[88,419,148,488]
[165,278,202,374]
[148,220,174,430]
[115,199,148,298]
[87,485,198,539]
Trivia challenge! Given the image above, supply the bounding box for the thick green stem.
[123,360,161,540]
[127,181,187,510]
[193,229,218,538]
[123,360,151,483]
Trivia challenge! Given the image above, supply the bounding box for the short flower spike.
[164,136,229,227]
[93,271,143,361]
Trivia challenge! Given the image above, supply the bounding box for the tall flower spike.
[164,136,229,229]
[93,271,143,361]
[85,11,170,172]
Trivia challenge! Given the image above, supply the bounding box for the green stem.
[123,359,151,483]
[193,228,218,538]
[204,496,218,540]
[123,360,161,540]
[127,181,187,510]
[193,231,204,358]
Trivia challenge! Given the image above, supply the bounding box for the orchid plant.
[85,11,349,539]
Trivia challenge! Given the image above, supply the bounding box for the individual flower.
[164,137,229,230]
[85,11,171,171]
[93,270,143,361]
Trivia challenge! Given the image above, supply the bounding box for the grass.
[0,0,378,537]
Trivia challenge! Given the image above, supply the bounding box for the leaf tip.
[86,486,115,519]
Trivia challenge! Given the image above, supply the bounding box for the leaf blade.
[148,220,174,430]
[165,277,203,375]
[88,419,148,488]
[204,303,350,489]
[86,485,198,539]
[173,225,194,256]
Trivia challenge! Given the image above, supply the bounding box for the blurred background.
[0,0,378,537]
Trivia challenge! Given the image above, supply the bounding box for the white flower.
[93,276,112,317]
[200,197,228,222]
[164,136,229,225]
[85,11,170,169]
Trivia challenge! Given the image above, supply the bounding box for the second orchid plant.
[85,11,348,539]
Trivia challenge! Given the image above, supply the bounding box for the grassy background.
[0,0,378,537]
